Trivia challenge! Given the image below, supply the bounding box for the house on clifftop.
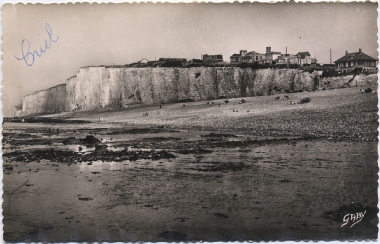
[230,53,241,64]
[296,52,312,66]
[229,50,266,64]
[264,47,281,64]
[202,54,223,64]
[334,48,378,73]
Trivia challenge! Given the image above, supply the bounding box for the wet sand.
[3,123,378,242]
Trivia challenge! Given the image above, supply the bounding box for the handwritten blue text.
[15,23,59,66]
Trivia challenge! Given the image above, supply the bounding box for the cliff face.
[66,67,179,111]
[65,67,324,112]
[23,84,66,115]
[23,67,378,115]
[321,74,378,88]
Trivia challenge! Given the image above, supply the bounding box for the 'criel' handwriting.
[15,23,59,66]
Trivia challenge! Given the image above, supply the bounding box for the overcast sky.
[2,2,378,117]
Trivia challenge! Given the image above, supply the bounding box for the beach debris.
[238,99,246,104]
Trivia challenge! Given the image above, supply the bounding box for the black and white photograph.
[2,2,379,242]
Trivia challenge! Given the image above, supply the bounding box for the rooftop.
[334,50,377,63]
[296,52,311,59]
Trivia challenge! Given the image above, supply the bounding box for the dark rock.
[365,88,373,93]
[80,135,101,145]
[78,197,94,201]
[299,97,311,104]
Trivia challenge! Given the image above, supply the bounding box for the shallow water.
[2,123,378,242]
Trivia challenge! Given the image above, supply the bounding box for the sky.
[2,2,378,117]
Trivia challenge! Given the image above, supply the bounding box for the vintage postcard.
[2,2,379,242]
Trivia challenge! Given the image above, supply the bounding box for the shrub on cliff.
[186,64,203,68]
[161,60,185,67]
[238,63,266,69]
[288,64,299,69]
[321,70,341,78]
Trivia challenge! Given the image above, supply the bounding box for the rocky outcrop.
[23,84,66,115]
[22,67,378,115]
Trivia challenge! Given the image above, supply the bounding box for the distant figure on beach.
[183,104,186,107]
[160,104,162,109]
